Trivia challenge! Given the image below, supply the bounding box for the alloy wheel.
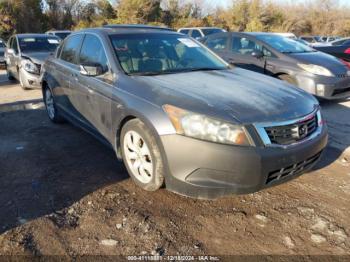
[123,130,153,184]
[45,88,55,120]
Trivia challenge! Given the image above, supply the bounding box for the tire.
[121,119,165,191]
[43,86,65,123]
[277,74,297,86]
[6,68,15,81]
[19,70,29,90]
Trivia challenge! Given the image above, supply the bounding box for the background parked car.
[313,37,350,63]
[5,34,60,89]
[177,27,226,40]
[203,32,350,100]
[46,30,71,40]
[299,35,324,45]
[272,32,297,39]
[41,26,327,199]
[0,39,6,69]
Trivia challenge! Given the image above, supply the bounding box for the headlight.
[21,59,39,74]
[298,64,334,77]
[163,104,251,146]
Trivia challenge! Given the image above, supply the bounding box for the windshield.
[55,32,70,40]
[201,28,225,36]
[18,37,59,53]
[256,35,315,53]
[0,41,5,48]
[110,33,229,75]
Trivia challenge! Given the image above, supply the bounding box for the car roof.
[46,30,71,33]
[178,27,222,30]
[79,25,179,36]
[103,24,172,31]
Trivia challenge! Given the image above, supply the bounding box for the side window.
[79,34,108,73]
[232,37,262,55]
[60,34,83,64]
[262,47,273,57]
[191,30,202,39]
[179,29,189,35]
[206,36,228,51]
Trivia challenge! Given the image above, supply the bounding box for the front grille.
[333,87,350,96]
[265,113,317,145]
[266,151,322,184]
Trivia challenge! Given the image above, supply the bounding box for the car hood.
[21,52,53,65]
[288,51,348,74]
[132,68,318,124]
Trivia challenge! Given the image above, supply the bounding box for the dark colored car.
[40,26,327,199]
[313,38,350,63]
[203,32,350,100]
[5,34,60,89]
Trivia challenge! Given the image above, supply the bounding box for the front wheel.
[19,70,29,90]
[121,119,165,191]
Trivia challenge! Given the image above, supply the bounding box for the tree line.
[0,0,349,40]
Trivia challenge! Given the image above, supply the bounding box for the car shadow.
[0,100,128,234]
[313,98,350,170]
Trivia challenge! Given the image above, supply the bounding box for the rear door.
[54,34,84,119]
[227,35,266,74]
[75,34,114,140]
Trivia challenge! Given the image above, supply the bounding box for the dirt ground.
[0,70,349,260]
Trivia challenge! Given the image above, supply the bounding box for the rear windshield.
[110,33,229,75]
[18,37,59,53]
[256,35,315,53]
[201,28,225,36]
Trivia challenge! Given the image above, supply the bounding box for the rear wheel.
[121,119,165,191]
[43,87,65,123]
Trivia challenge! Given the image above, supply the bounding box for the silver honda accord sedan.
[40,25,328,199]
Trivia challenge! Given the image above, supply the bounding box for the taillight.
[344,48,350,54]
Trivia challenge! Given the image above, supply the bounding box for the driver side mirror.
[80,63,104,77]
[251,50,264,59]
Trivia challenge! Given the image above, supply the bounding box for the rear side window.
[206,36,228,51]
[79,34,108,73]
[60,34,83,64]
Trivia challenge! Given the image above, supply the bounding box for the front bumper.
[295,73,350,100]
[20,68,41,89]
[160,127,328,199]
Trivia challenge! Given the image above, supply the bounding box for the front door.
[228,36,266,74]
[75,34,114,141]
